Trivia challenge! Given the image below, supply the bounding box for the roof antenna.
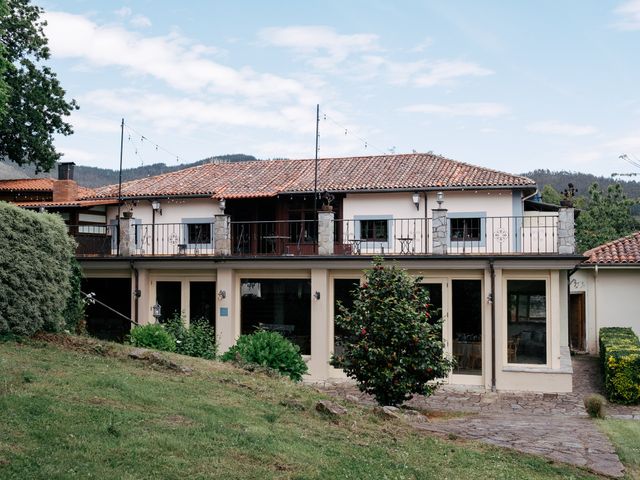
[314,104,320,226]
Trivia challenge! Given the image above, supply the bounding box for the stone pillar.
[215,268,235,355]
[557,207,575,254]
[317,210,334,255]
[119,215,135,256]
[214,214,231,255]
[431,208,448,255]
[309,268,330,381]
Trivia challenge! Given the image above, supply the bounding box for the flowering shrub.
[129,324,176,352]
[221,330,308,381]
[331,257,454,406]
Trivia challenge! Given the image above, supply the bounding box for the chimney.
[58,162,75,180]
[53,162,78,202]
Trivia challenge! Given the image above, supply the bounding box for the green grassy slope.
[0,335,599,480]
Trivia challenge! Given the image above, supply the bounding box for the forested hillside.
[522,169,640,199]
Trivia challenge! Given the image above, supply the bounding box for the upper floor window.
[450,217,481,241]
[188,223,211,244]
[360,219,388,241]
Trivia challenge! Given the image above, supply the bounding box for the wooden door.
[569,293,586,352]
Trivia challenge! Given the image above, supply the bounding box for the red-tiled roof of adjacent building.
[0,178,55,191]
[83,153,536,200]
[583,232,640,265]
[14,199,120,209]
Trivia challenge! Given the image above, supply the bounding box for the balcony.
[70,214,567,258]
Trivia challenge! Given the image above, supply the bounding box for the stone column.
[317,210,334,255]
[557,207,575,254]
[431,208,448,255]
[214,214,231,255]
[119,215,134,256]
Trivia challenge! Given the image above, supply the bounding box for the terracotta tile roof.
[0,178,54,191]
[583,232,640,265]
[14,199,119,209]
[83,153,536,200]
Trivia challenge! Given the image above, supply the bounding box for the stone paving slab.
[315,355,636,478]
[415,414,625,478]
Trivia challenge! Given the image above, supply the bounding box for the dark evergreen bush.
[63,258,86,333]
[221,330,308,381]
[0,202,75,336]
[165,314,217,359]
[331,257,454,406]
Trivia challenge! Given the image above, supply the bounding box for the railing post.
[215,215,231,255]
[557,207,575,254]
[119,214,134,256]
[318,210,334,255]
[432,208,448,255]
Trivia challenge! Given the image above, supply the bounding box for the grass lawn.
[597,419,640,479]
[0,335,601,480]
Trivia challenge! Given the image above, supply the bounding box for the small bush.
[129,324,176,352]
[600,327,640,404]
[221,330,308,381]
[584,393,606,418]
[165,314,217,360]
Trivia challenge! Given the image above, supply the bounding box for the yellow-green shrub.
[600,327,640,404]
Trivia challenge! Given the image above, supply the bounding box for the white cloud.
[114,7,132,18]
[43,11,315,103]
[79,89,316,135]
[58,147,98,163]
[401,102,509,117]
[605,131,640,152]
[259,26,380,69]
[527,121,598,136]
[359,56,493,87]
[130,14,152,29]
[613,0,640,30]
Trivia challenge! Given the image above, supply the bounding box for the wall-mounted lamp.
[151,200,162,215]
[412,192,420,211]
[314,291,321,300]
[38,206,46,213]
[133,289,141,298]
[436,191,444,208]
[152,303,162,322]
[219,197,226,213]
[217,289,226,300]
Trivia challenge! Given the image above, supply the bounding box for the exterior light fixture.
[219,197,226,212]
[151,200,162,215]
[152,303,162,322]
[314,291,321,300]
[436,191,444,208]
[217,289,226,300]
[38,207,46,213]
[412,192,420,211]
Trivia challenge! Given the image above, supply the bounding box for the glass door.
[451,279,483,382]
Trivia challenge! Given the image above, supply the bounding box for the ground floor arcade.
[79,256,579,392]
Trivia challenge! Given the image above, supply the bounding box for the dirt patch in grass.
[32,333,119,358]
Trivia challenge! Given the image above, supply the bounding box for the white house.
[10,153,583,392]
[569,232,640,353]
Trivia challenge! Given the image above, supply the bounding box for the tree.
[330,258,454,406]
[0,0,9,118]
[0,0,78,173]
[576,183,639,252]
[540,185,562,205]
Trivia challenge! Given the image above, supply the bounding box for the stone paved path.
[317,355,634,478]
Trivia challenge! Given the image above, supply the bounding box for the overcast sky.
[40,0,640,176]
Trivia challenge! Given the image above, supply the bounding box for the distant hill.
[0,154,258,187]
[521,169,640,199]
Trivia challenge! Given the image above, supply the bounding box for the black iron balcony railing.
[68,215,561,258]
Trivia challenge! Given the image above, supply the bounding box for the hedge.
[600,327,640,404]
[0,202,76,336]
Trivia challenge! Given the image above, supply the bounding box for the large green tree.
[0,0,9,117]
[0,0,78,172]
[576,183,639,252]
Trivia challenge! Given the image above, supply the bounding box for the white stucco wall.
[571,268,640,353]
